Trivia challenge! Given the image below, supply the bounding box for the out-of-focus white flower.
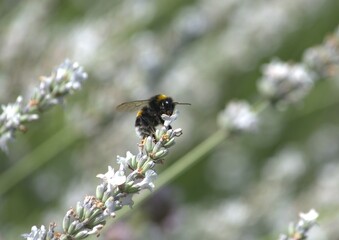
[0,96,23,129]
[303,27,339,80]
[59,59,88,91]
[0,59,87,153]
[258,59,315,105]
[280,209,319,240]
[299,209,319,223]
[218,100,258,132]
[21,225,47,240]
[0,96,38,152]
[36,59,87,109]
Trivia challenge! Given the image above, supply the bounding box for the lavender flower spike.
[0,59,87,153]
[23,110,184,239]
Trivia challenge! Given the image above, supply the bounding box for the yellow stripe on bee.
[157,94,167,101]
[137,110,143,117]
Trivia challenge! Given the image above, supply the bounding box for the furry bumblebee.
[116,94,190,138]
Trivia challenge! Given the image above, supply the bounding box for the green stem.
[0,126,81,196]
[156,130,227,189]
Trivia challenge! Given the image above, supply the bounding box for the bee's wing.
[116,100,150,112]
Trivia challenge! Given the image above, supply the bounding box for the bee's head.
[151,94,175,116]
[160,97,175,116]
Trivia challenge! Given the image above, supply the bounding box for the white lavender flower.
[23,111,184,240]
[218,100,258,132]
[96,166,127,192]
[21,224,55,240]
[258,59,315,105]
[1,96,23,128]
[0,96,38,152]
[133,169,157,191]
[35,59,88,109]
[162,110,178,128]
[0,59,87,153]
[116,151,134,169]
[299,209,319,223]
[303,27,339,79]
[279,209,319,240]
[55,60,87,91]
[295,209,319,236]
[21,225,46,240]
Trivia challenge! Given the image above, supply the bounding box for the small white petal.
[109,170,127,186]
[134,170,157,191]
[121,193,134,208]
[72,61,80,68]
[162,110,179,127]
[117,152,134,170]
[299,209,319,222]
[96,166,115,180]
[16,96,23,103]
[55,68,67,81]
[218,101,258,132]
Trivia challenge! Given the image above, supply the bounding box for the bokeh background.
[0,0,339,239]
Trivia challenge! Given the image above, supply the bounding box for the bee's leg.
[168,125,172,130]
[138,137,146,152]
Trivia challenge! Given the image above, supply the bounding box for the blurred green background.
[0,0,339,239]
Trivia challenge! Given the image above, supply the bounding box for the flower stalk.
[0,59,87,152]
[22,111,183,240]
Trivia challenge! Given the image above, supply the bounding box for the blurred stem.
[155,130,227,189]
[0,126,81,196]
[253,99,270,113]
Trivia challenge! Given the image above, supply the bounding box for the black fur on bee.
[116,94,190,139]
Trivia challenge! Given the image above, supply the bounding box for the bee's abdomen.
[135,107,162,138]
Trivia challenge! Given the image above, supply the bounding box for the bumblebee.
[116,94,190,138]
